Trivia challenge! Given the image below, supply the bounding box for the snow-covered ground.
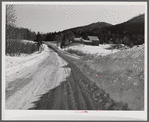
[50,42,120,56]
[67,44,120,56]
[5,44,50,82]
[21,40,35,44]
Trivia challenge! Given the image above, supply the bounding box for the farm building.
[73,37,82,43]
[87,36,100,45]
[82,39,92,45]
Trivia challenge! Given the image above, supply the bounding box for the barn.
[87,36,99,45]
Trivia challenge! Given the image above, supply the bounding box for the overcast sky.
[13,4,145,33]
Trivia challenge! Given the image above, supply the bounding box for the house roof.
[74,37,82,41]
[88,36,99,41]
[82,39,92,43]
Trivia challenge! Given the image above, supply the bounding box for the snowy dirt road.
[6,43,128,110]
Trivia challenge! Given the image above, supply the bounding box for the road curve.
[6,43,129,110]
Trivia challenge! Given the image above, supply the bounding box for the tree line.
[40,28,144,47]
[6,24,36,41]
[6,23,144,48]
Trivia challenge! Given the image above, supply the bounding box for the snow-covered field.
[50,42,120,56]
[5,44,49,82]
[67,44,120,56]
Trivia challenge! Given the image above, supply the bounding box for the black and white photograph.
[2,1,147,121]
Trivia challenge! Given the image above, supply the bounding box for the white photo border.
[2,1,148,121]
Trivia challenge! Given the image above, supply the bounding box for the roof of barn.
[88,36,99,41]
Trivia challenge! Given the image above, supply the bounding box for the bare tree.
[6,4,17,26]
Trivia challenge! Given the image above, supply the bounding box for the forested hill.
[44,22,112,42]
[62,14,145,46]
[65,22,112,32]
[106,14,144,35]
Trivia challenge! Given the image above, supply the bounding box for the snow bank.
[5,44,49,81]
